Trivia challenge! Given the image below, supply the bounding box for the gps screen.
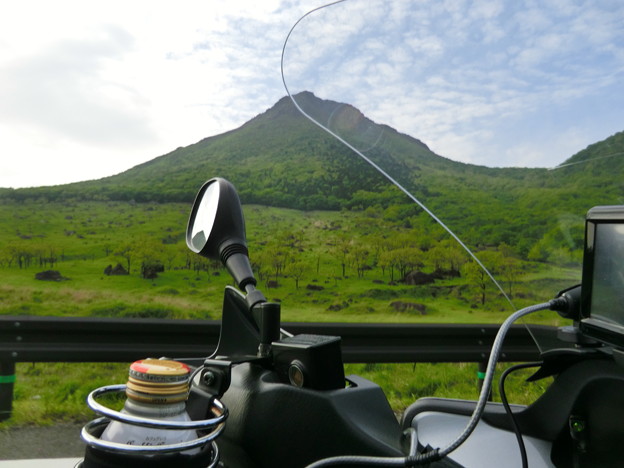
[589,223,624,326]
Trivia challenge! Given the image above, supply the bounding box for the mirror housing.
[186,178,257,291]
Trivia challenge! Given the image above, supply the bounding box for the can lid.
[129,359,191,384]
[125,359,192,404]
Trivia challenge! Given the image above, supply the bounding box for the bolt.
[202,371,216,386]
[16,336,22,342]
[288,362,305,388]
[14,322,21,328]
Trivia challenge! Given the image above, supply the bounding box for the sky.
[1,0,623,189]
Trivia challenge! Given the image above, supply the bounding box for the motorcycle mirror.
[186,178,258,291]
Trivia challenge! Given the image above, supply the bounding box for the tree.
[427,241,467,274]
[288,261,307,289]
[191,256,211,277]
[332,235,353,278]
[350,246,370,278]
[135,238,166,280]
[378,249,395,281]
[379,247,424,281]
[114,237,165,277]
[33,243,58,269]
[462,250,504,306]
[365,234,387,270]
[255,244,290,286]
[115,242,136,274]
[496,243,522,298]
[499,255,521,298]
[0,246,14,268]
[163,245,181,271]
[463,261,489,306]
[393,247,424,279]
[7,241,35,269]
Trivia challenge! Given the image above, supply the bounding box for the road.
[0,424,85,460]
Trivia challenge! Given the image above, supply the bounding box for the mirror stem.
[251,300,281,357]
[244,284,267,310]
[245,285,279,357]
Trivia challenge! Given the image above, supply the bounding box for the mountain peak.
[3,93,622,220]
[253,91,348,121]
[248,91,429,152]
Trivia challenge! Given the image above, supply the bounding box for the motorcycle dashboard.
[580,206,624,349]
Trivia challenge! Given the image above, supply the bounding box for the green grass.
[0,200,580,429]
[3,361,551,428]
[7,362,128,427]
[345,362,552,411]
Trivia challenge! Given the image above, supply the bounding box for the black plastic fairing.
[218,363,403,468]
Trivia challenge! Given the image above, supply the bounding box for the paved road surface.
[0,424,85,460]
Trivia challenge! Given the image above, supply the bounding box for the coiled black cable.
[498,361,543,468]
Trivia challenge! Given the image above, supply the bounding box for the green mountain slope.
[0,92,532,206]
[2,92,623,255]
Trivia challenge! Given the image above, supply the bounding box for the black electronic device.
[579,205,624,348]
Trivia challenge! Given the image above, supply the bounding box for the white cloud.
[0,0,330,188]
[0,27,154,147]
[285,0,624,170]
[0,0,623,188]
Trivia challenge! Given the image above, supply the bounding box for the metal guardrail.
[0,315,558,421]
[0,315,555,363]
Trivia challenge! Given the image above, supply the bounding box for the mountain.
[1,92,623,255]
[0,93,521,201]
[2,92,456,208]
[3,92,621,207]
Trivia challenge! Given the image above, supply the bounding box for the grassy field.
[0,200,579,428]
[4,361,552,428]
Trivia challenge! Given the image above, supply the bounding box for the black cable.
[304,303,551,468]
[498,361,543,468]
[302,451,441,468]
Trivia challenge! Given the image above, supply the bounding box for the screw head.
[202,371,216,386]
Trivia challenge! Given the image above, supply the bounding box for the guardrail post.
[476,361,492,401]
[0,360,16,421]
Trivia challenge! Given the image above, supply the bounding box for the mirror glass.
[188,181,220,253]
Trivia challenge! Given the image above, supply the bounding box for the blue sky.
[283,0,624,168]
[1,0,623,188]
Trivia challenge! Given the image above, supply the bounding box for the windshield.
[1,0,624,431]
[281,0,624,353]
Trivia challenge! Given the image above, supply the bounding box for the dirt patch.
[404,271,436,285]
[34,270,68,281]
[104,263,129,276]
[390,301,427,314]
